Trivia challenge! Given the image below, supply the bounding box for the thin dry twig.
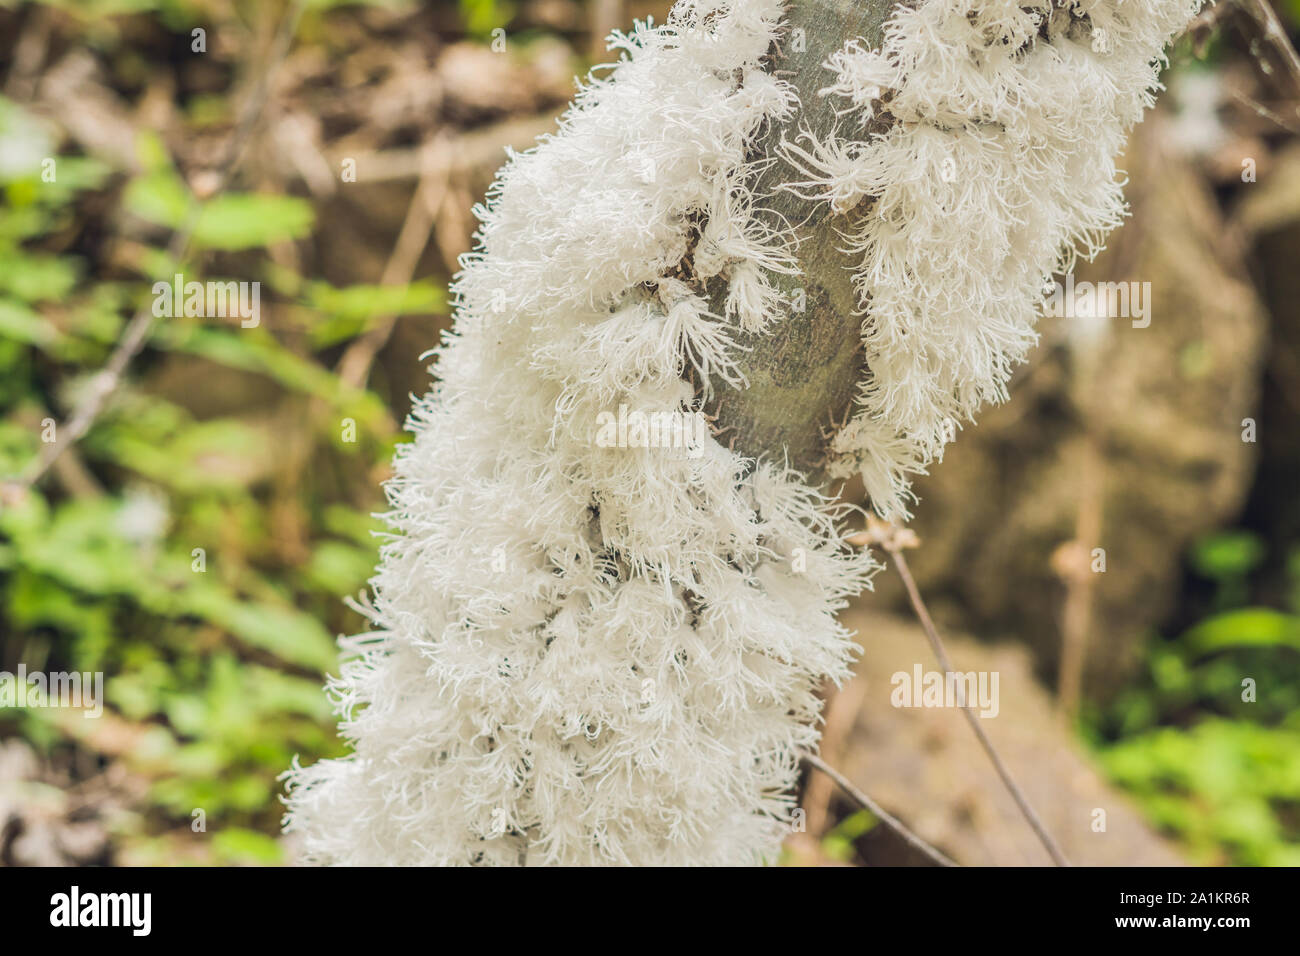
[799,750,959,867]
[336,135,451,389]
[6,0,308,496]
[1229,86,1300,133]
[849,516,1073,867]
[802,676,867,835]
[1183,2,1300,127]
[328,114,556,186]
[3,5,54,102]
[1240,0,1300,93]
[1054,436,1105,721]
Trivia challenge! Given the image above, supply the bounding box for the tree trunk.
[707,0,897,482]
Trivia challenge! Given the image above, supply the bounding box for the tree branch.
[851,518,1073,867]
[705,0,898,479]
[799,750,959,867]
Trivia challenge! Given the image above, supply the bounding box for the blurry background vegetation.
[0,0,1298,866]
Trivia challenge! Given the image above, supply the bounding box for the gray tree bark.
[705,0,897,482]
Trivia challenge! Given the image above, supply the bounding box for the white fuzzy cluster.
[284,0,1197,866]
[800,0,1202,517]
[284,0,875,866]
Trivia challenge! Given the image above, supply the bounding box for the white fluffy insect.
[810,0,1203,517]
[283,0,1199,865]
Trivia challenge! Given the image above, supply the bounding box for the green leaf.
[0,297,57,347]
[212,828,284,865]
[304,280,445,348]
[122,168,192,230]
[182,588,338,673]
[0,252,81,303]
[304,540,376,594]
[322,504,385,547]
[1190,531,1266,580]
[104,416,276,492]
[36,155,113,196]
[135,129,176,175]
[151,325,393,428]
[124,170,314,251]
[153,325,340,399]
[244,666,334,721]
[7,569,114,659]
[1185,608,1300,656]
[10,498,149,598]
[194,193,315,251]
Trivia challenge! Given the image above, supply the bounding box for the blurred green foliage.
[458,0,516,39]
[0,69,438,860]
[1087,530,1300,866]
[819,808,879,863]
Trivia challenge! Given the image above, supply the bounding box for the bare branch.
[1229,86,1300,134]
[336,136,451,390]
[1240,0,1300,95]
[799,750,959,867]
[849,517,1073,867]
